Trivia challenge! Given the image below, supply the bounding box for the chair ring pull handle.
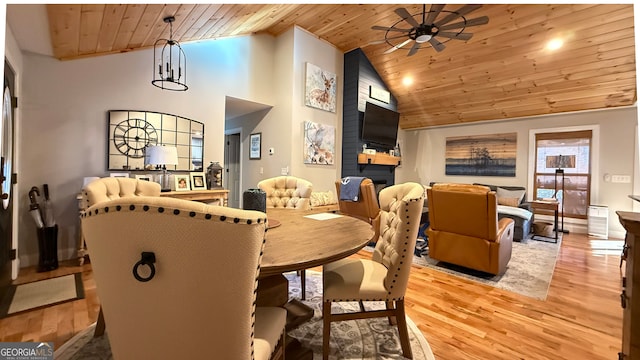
[132,252,156,282]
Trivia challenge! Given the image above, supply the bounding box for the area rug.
[367,235,561,300]
[53,271,435,360]
[0,273,84,318]
[417,236,561,300]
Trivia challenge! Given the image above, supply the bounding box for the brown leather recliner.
[427,183,514,275]
[334,178,380,241]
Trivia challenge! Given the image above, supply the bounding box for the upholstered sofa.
[473,183,532,241]
[427,183,514,275]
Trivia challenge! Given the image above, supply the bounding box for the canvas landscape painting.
[445,133,517,176]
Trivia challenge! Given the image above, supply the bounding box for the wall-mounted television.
[361,102,399,148]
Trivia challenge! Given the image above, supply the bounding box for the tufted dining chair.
[81,176,162,209]
[81,196,286,360]
[334,177,381,242]
[257,176,313,210]
[322,182,425,359]
[258,175,313,299]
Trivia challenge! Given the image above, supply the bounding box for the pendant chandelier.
[152,16,188,91]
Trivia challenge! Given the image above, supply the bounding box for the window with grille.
[534,130,591,219]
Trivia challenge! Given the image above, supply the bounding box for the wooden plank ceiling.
[47,4,636,129]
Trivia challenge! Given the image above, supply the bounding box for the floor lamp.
[549,154,575,234]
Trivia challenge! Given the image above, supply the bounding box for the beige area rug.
[403,235,562,300]
[0,273,84,318]
[54,271,435,360]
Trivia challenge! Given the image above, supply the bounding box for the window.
[534,130,592,219]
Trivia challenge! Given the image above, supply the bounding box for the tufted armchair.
[81,177,161,210]
[322,182,424,359]
[257,176,313,210]
[334,177,381,242]
[81,196,286,360]
[427,183,514,275]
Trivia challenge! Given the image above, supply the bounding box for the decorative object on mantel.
[371,4,488,55]
[445,132,517,177]
[304,62,337,112]
[151,16,188,91]
[146,145,178,192]
[303,121,335,165]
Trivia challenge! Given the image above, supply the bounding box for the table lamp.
[146,145,178,191]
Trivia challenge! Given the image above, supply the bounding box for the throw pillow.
[310,191,337,207]
[496,187,526,205]
[498,197,521,207]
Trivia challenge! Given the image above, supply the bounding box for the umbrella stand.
[29,185,58,272]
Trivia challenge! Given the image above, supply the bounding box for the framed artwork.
[305,63,337,113]
[250,133,261,160]
[445,132,517,177]
[109,172,129,178]
[303,121,335,165]
[190,172,207,190]
[174,174,191,191]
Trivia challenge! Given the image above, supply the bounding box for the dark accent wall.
[341,48,398,188]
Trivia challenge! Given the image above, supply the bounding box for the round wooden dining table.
[259,208,375,278]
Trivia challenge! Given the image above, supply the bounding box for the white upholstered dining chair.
[81,194,285,360]
[322,182,425,359]
[258,175,314,299]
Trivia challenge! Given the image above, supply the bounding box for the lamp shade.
[146,145,178,166]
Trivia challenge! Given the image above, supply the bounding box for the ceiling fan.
[371,4,489,56]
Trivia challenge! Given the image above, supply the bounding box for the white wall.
[12,25,344,266]
[397,106,638,238]
[13,34,283,265]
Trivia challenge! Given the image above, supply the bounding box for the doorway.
[0,59,16,300]
[225,133,241,208]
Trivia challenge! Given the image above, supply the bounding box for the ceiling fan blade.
[407,42,421,56]
[395,7,420,28]
[372,25,411,33]
[439,16,489,31]
[428,37,446,52]
[383,38,413,54]
[425,4,445,24]
[437,32,473,41]
[434,4,482,27]
[368,34,408,45]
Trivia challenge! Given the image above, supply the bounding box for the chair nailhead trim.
[189,211,196,217]
[116,205,122,211]
[104,207,109,213]
[173,209,180,215]
[234,218,240,223]
[205,214,212,219]
[143,205,149,211]
[129,205,135,210]
[220,215,227,221]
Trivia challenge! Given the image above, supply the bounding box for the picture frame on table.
[174,174,191,191]
[135,174,153,182]
[249,133,261,160]
[190,172,207,190]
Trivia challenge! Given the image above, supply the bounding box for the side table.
[530,200,559,243]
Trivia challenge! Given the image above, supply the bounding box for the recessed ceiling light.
[402,76,414,86]
[546,38,564,51]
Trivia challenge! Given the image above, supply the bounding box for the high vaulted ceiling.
[43,4,637,129]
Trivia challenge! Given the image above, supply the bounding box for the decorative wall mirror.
[107,110,204,171]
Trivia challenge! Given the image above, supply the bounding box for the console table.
[160,189,228,206]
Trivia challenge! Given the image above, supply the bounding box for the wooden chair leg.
[300,269,306,300]
[395,299,413,359]
[322,301,331,360]
[386,300,397,325]
[94,306,106,337]
[359,300,365,312]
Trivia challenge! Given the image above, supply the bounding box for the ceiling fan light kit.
[372,4,489,56]
[152,16,188,91]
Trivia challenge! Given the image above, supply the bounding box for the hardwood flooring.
[0,232,623,359]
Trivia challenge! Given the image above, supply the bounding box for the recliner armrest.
[495,218,515,244]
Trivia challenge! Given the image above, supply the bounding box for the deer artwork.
[308,72,335,110]
[305,122,334,165]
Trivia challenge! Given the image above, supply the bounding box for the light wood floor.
[0,232,623,359]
